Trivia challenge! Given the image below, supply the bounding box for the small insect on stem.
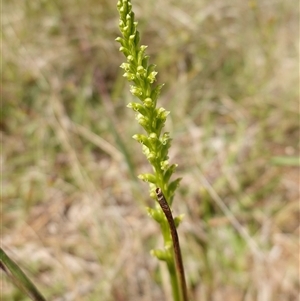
[155,188,188,301]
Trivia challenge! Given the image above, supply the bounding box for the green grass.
[2,0,299,300]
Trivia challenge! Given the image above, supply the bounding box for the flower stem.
[156,188,188,301]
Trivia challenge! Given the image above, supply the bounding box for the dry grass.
[2,0,299,300]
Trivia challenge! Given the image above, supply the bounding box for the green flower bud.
[138,173,157,184]
[149,184,157,199]
[159,132,172,159]
[135,114,150,131]
[137,65,146,78]
[149,132,157,140]
[142,144,150,157]
[157,107,170,120]
[160,160,169,171]
[115,37,124,45]
[140,45,148,51]
[132,134,151,148]
[151,249,170,262]
[119,48,130,57]
[174,214,185,228]
[146,151,156,164]
[137,65,144,73]
[123,25,129,33]
[148,132,159,150]
[147,207,164,223]
[123,72,135,81]
[144,97,153,108]
[120,62,130,71]
[137,45,148,65]
[161,132,171,145]
[127,55,134,61]
[129,86,143,97]
[119,46,126,52]
[147,71,158,83]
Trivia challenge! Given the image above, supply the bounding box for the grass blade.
[0,248,46,301]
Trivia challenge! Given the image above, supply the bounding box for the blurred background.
[2,0,299,300]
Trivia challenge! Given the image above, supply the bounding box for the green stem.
[167,261,181,301]
[160,218,180,300]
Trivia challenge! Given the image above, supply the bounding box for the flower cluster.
[116,1,185,273]
[116,0,181,206]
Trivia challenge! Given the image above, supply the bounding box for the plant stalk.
[156,188,188,301]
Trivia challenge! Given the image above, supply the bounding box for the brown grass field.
[2,0,299,300]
